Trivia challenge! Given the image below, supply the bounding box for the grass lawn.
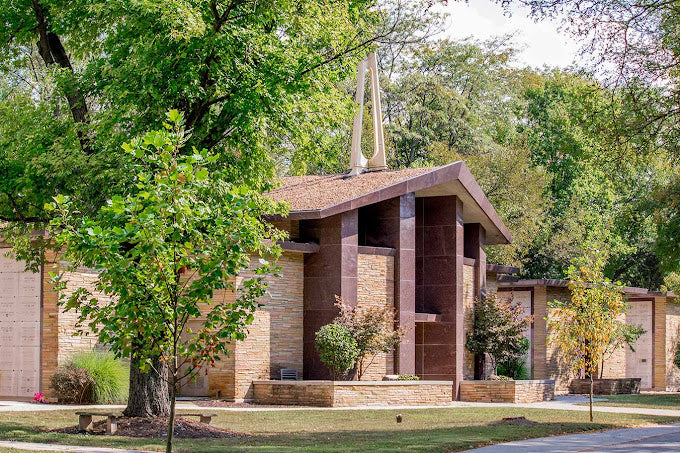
[582,393,680,409]
[0,408,678,452]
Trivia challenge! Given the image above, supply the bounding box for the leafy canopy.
[48,110,284,380]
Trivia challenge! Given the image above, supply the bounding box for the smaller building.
[489,270,678,391]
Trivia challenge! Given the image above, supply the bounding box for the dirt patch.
[497,416,538,427]
[51,417,249,439]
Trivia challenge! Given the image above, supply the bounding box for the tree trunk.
[589,374,594,422]
[124,353,170,418]
[165,378,177,453]
[474,353,485,380]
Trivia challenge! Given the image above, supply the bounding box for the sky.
[439,1,581,69]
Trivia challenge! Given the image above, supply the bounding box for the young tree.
[333,296,403,380]
[48,111,284,452]
[466,292,533,378]
[548,254,627,422]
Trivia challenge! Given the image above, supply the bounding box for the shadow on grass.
[0,418,668,453]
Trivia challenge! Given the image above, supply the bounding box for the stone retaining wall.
[459,379,555,403]
[568,378,641,395]
[253,380,453,407]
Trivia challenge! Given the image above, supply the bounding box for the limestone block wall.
[253,380,453,407]
[460,379,555,403]
[356,253,395,380]
[227,252,304,401]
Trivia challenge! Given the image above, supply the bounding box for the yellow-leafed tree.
[548,253,626,421]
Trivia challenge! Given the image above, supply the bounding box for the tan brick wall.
[654,297,667,390]
[228,252,304,401]
[666,300,680,390]
[57,267,113,364]
[463,264,475,379]
[253,380,453,406]
[545,287,576,390]
[460,379,554,403]
[41,255,60,396]
[356,253,395,381]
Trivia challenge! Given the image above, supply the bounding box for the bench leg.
[199,416,212,425]
[106,417,117,435]
[79,415,93,432]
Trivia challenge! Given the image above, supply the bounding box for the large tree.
[1,0,432,416]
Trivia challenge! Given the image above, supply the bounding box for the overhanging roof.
[268,162,512,245]
[496,275,678,299]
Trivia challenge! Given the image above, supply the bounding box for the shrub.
[466,292,533,378]
[397,374,420,381]
[71,352,129,404]
[51,352,128,404]
[674,342,680,369]
[497,338,530,379]
[316,323,359,380]
[51,363,94,404]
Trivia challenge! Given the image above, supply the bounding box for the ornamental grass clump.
[71,351,129,404]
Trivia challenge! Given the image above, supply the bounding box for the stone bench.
[180,413,218,425]
[75,412,121,435]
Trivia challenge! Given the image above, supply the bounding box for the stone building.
[1,161,678,401]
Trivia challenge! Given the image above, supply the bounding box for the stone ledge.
[460,379,555,403]
[253,380,452,386]
[253,380,454,406]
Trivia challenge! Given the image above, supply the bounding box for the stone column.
[415,196,465,399]
[357,194,416,374]
[300,210,358,379]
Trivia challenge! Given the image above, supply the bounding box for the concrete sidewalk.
[0,441,153,452]
[3,395,680,416]
[465,422,680,452]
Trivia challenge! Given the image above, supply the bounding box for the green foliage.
[333,296,403,380]
[466,292,533,377]
[70,352,129,404]
[674,342,680,370]
[496,338,530,380]
[315,323,359,380]
[48,112,285,451]
[397,374,420,381]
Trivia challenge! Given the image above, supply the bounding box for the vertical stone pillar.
[532,285,548,380]
[464,224,486,296]
[416,196,465,399]
[653,296,667,390]
[300,210,358,379]
[395,194,416,374]
[357,194,416,374]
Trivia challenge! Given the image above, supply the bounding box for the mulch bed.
[497,416,538,427]
[51,417,249,439]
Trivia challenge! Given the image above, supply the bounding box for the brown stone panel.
[357,194,416,375]
[300,210,359,379]
[415,196,465,398]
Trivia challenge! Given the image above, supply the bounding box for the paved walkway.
[2,395,680,416]
[465,422,680,452]
[0,441,152,452]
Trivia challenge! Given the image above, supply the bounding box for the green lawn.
[584,393,680,409]
[0,408,678,452]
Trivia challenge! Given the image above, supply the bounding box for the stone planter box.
[460,379,555,403]
[568,378,641,395]
[253,380,454,407]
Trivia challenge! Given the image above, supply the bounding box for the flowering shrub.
[33,392,45,403]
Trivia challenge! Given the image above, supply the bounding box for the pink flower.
[33,392,45,403]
